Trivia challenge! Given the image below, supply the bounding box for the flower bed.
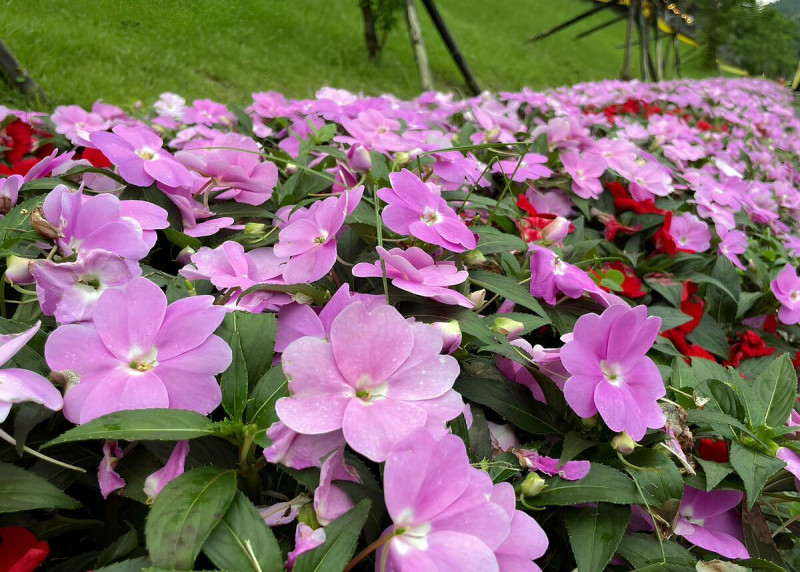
[0,77,799,571]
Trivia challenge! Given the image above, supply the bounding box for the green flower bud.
[518,473,546,497]
[462,249,486,267]
[490,317,524,338]
[611,432,636,455]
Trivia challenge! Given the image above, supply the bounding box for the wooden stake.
[621,4,635,81]
[0,38,46,100]
[404,0,434,92]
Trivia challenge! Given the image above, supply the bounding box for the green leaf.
[97,522,139,567]
[0,462,80,512]
[686,315,731,359]
[625,449,684,509]
[646,306,692,332]
[564,503,630,572]
[245,366,289,447]
[688,272,739,304]
[468,270,548,320]
[467,405,493,463]
[217,311,277,390]
[162,228,202,251]
[454,376,569,435]
[524,464,640,507]
[751,353,796,428]
[202,492,283,572]
[616,533,696,569]
[43,409,216,448]
[559,431,596,467]
[220,329,248,421]
[695,379,743,420]
[741,504,786,567]
[145,467,238,570]
[729,441,785,509]
[694,458,733,491]
[293,499,371,572]
[95,557,151,572]
[669,358,697,409]
[474,225,526,254]
[0,195,44,247]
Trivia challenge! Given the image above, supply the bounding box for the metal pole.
[526,1,616,44]
[419,0,481,95]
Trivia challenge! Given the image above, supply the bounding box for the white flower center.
[420,208,443,227]
[553,258,567,276]
[600,360,624,386]
[790,290,800,304]
[136,147,159,161]
[130,347,159,372]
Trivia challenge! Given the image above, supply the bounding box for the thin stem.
[0,428,86,473]
[370,181,390,304]
[344,528,403,572]
[773,512,800,537]
[488,142,533,220]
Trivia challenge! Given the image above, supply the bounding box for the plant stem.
[344,528,402,572]
[0,428,85,473]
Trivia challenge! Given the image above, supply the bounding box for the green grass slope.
[0,0,711,109]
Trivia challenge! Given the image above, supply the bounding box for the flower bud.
[394,152,410,166]
[176,246,196,267]
[541,216,571,243]
[467,288,486,307]
[462,249,486,267]
[491,317,524,339]
[580,415,599,430]
[291,292,314,305]
[433,320,461,354]
[285,162,298,175]
[244,222,267,235]
[347,144,372,173]
[611,432,636,455]
[518,473,546,497]
[297,501,320,529]
[30,207,60,241]
[5,255,35,285]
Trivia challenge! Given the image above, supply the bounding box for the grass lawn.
[0,0,713,109]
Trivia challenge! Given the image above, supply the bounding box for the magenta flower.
[0,174,22,213]
[43,185,167,260]
[275,302,462,462]
[0,322,63,423]
[98,441,125,499]
[669,212,711,253]
[286,524,326,570]
[776,447,800,490]
[181,99,235,126]
[492,153,552,182]
[378,169,477,253]
[561,305,665,441]
[32,249,142,324]
[514,449,590,481]
[673,487,749,560]
[717,227,748,270]
[274,186,363,283]
[529,245,597,305]
[771,265,800,325]
[353,246,473,307]
[313,449,361,525]
[376,427,547,571]
[90,124,193,188]
[176,133,278,205]
[143,441,190,502]
[52,105,108,147]
[263,422,345,470]
[560,150,606,199]
[45,277,231,424]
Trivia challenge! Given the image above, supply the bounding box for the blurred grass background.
[0,0,712,109]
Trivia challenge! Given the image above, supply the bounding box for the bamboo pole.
[621,4,636,81]
[404,0,434,92]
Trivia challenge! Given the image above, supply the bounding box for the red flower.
[651,211,678,257]
[0,527,49,572]
[696,120,712,132]
[515,194,573,243]
[0,157,39,177]
[1,120,34,166]
[697,438,729,463]
[81,148,112,169]
[661,282,715,361]
[593,261,647,299]
[606,181,664,215]
[724,330,776,368]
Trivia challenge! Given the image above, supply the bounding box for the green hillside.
[0,0,711,109]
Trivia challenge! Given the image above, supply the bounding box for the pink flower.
[560,150,606,199]
[45,277,231,424]
[263,422,345,470]
[378,169,477,253]
[286,524,326,570]
[143,441,190,502]
[43,185,168,260]
[353,246,473,307]
[376,427,548,571]
[492,153,552,182]
[32,249,142,324]
[98,441,125,499]
[673,487,749,560]
[561,305,665,441]
[176,133,278,205]
[181,99,235,126]
[529,245,597,305]
[274,186,363,283]
[275,302,462,462]
[52,105,108,147]
[776,447,800,490]
[669,212,711,253]
[718,227,748,270]
[0,322,63,423]
[313,449,361,525]
[514,448,590,481]
[90,124,193,188]
[0,174,22,213]
[771,265,800,325]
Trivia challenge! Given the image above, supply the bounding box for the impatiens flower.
[175,132,278,205]
[674,487,749,560]
[153,92,186,120]
[717,227,748,270]
[313,449,361,525]
[274,186,363,283]
[260,494,311,527]
[514,448,590,481]
[529,244,597,305]
[181,98,235,126]
[376,427,547,571]
[561,305,665,441]
[560,149,606,199]
[51,104,108,147]
[32,249,142,324]
[776,447,800,490]
[98,441,125,499]
[353,246,473,307]
[43,185,168,260]
[432,320,462,354]
[275,302,462,462]
[669,212,712,253]
[0,174,22,214]
[90,124,193,188]
[697,438,729,463]
[0,322,63,423]
[263,422,346,470]
[45,277,231,424]
[492,153,552,182]
[286,524,326,570]
[771,265,800,325]
[378,169,476,253]
[0,527,50,572]
[144,441,190,502]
